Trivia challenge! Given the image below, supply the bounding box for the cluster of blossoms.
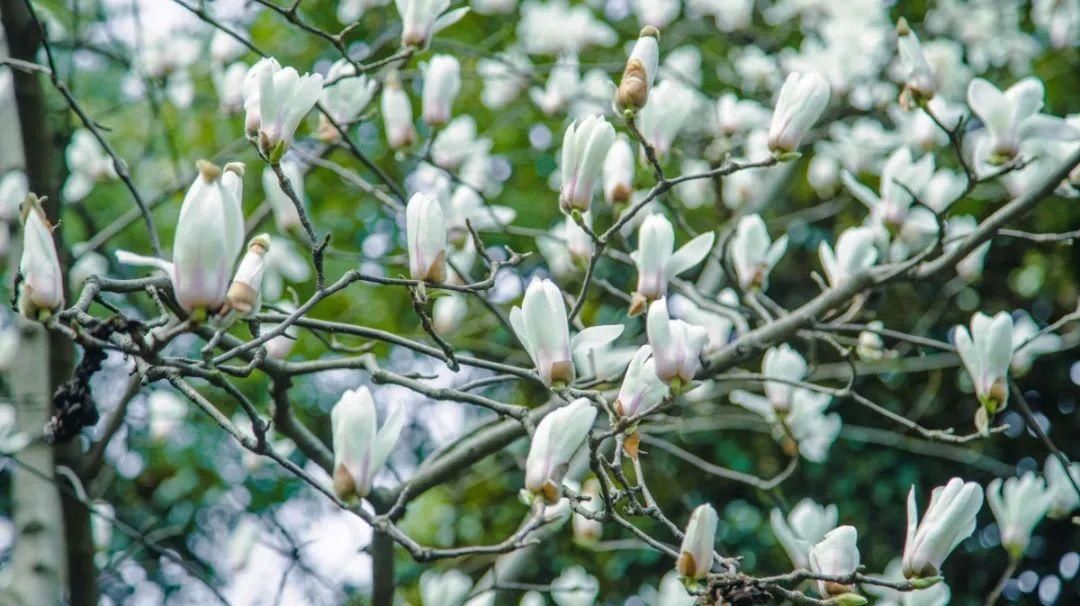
[5,1,1080,604]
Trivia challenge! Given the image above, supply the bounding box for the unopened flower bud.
[677,504,717,580]
[226,234,271,317]
[17,194,65,319]
[615,26,659,112]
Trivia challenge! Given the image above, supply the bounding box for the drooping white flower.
[770,499,840,570]
[1044,455,1080,519]
[819,227,878,287]
[62,129,117,203]
[1010,311,1063,376]
[730,214,788,291]
[262,161,305,232]
[986,472,1053,558]
[223,234,270,317]
[636,80,695,157]
[603,135,635,205]
[17,194,64,319]
[551,566,600,606]
[382,73,418,149]
[396,0,469,48]
[951,311,1013,416]
[809,526,860,597]
[902,478,983,579]
[630,213,715,314]
[896,18,937,103]
[319,59,378,140]
[614,345,668,419]
[524,398,597,503]
[677,504,717,580]
[419,569,473,606]
[647,298,708,387]
[331,386,405,499]
[242,58,323,158]
[616,26,660,112]
[422,55,461,126]
[559,114,616,212]
[405,192,447,282]
[529,53,580,116]
[509,278,623,387]
[967,77,1080,166]
[767,72,831,154]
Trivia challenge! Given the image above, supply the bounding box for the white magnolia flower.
[842,147,935,232]
[944,215,990,283]
[431,116,492,170]
[225,234,270,317]
[396,0,469,48]
[478,51,532,109]
[422,55,461,126]
[614,345,668,419]
[856,321,888,361]
[632,0,679,28]
[147,390,187,441]
[1032,0,1080,49]
[896,18,937,102]
[433,293,468,334]
[559,114,616,211]
[524,398,597,503]
[661,45,702,88]
[922,168,966,214]
[509,278,623,387]
[1044,455,1080,519]
[986,472,1053,558]
[631,213,715,314]
[616,26,660,112]
[17,194,64,319]
[603,135,635,205]
[952,311,1013,415]
[572,478,603,544]
[767,72,831,154]
[319,59,377,139]
[516,1,617,55]
[243,58,323,157]
[771,499,840,570]
[62,129,116,203]
[420,569,473,606]
[551,566,599,606]
[902,478,983,579]
[214,62,248,114]
[1010,311,1062,375]
[382,74,417,149]
[785,392,842,463]
[674,159,714,209]
[730,214,788,291]
[669,290,742,354]
[866,559,951,606]
[636,80,695,157]
[406,192,447,282]
[0,170,28,221]
[337,0,391,22]
[716,93,770,138]
[262,161,305,232]
[764,344,806,412]
[530,53,580,116]
[263,301,299,360]
[967,77,1080,166]
[647,298,708,387]
[331,386,405,499]
[809,526,860,597]
[808,154,841,198]
[677,504,717,579]
[819,227,878,287]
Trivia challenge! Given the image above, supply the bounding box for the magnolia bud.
[603,136,635,205]
[902,479,983,579]
[646,298,708,387]
[808,526,860,597]
[730,214,787,292]
[242,57,323,157]
[382,73,417,149]
[406,192,447,282]
[631,213,715,314]
[615,345,668,418]
[677,504,717,579]
[225,234,271,317]
[510,278,574,387]
[422,55,461,126]
[17,194,65,319]
[818,227,878,288]
[560,115,616,212]
[615,26,659,112]
[951,311,1013,414]
[987,472,1053,558]
[767,72,830,154]
[398,0,468,48]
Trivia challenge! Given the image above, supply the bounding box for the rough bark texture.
[2,2,95,603]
